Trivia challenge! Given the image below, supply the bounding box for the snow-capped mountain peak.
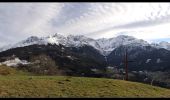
[46,36,59,45]
[22,36,39,44]
[151,41,170,50]
[1,33,170,56]
[159,41,170,49]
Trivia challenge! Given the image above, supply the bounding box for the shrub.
[27,54,64,75]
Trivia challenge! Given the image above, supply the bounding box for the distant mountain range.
[1,33,170,56]
[0,33,170,76]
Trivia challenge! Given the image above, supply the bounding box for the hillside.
[0,65,31,76]
[1,35,170,77]
[0,65,170,98]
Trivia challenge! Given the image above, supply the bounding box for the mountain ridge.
[1,33,169,56]
[1,33,170,88]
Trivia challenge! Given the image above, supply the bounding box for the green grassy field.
[0,65,170,98]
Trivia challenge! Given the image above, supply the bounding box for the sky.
[1,3,170,47]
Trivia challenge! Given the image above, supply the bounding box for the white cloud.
[1,3,170,47]
[0,3,64,45]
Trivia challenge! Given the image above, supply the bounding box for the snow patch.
[91,68,97,72]
[46,36,59,45]
[156,58,161,63]
[1,57,30,67]
[66,56,74,60]
[146,59,151,63]
[107,66,114,70]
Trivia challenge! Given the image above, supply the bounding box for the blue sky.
[150,38,170,43]
[1,3,170,47]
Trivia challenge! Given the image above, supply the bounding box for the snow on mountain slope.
[0,34,67,53]
[0,57,30,67]
[65,35,102,52]
[96,35,150,55]
[0,33,170,56]
[0,36,42,53]
[151,41,170,50]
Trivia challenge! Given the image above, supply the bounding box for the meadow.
[0,65,170,98]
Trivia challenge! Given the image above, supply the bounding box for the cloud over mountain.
[1,3,170,46]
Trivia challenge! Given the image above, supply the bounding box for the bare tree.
[147,71,164,86]
[28,54,63,75]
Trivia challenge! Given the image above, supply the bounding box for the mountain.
[96,35,150,55]
[0,34,154,56]
[151,41,170,50]
[107,45,170,71]
[0,44,106,77]
[0,33,170,76]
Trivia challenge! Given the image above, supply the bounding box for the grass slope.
[0,65,31,76]
[0,65,170,98]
